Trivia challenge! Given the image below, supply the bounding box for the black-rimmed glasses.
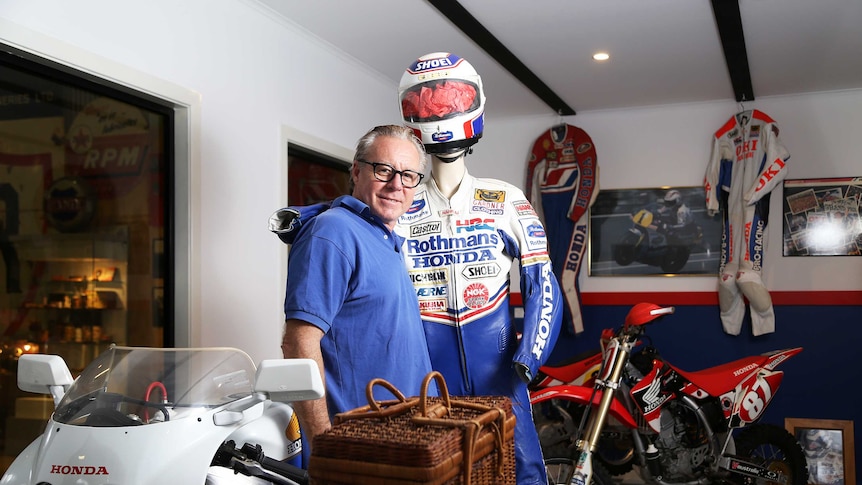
[356,159,424,188]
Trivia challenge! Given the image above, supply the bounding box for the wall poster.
[782,178,862,256]
[588,186,721,276]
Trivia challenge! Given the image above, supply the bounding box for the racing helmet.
[398,52,485,154]
[663,190,682,209]
[803,429,833,458]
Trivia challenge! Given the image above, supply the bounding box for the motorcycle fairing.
[629,360,679,433]
[664,346,801,398]
[13,406,249,484]
[529,385,638,429]
[529,349,602,389]
[727,368,784,428]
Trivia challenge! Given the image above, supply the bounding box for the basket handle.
[333,377,416,424]
[418,371,450,417]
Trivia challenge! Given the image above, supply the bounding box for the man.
[280,125,434,453]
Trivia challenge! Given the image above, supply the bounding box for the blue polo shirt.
[284,195,434,416]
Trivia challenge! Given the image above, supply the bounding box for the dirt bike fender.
[728,368,784,428]
[529,386,638,428]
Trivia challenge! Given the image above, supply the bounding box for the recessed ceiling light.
[593,52,610,61]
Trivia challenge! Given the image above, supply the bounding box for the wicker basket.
[308,371,516,484]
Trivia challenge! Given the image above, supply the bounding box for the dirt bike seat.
[667,354,769,396]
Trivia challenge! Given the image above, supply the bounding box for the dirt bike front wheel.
[734,423,810,485]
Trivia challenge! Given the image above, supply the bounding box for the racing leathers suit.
[526,124,599,334]
[396,170,563,485]
[704,110,790,336]
[269,173,564,485]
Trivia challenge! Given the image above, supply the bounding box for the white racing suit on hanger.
[704,109,790,336]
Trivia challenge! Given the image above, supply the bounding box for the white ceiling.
[253,0,862,119]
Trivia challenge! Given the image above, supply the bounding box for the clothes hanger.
[735,95,752,124]
[551,110,567,141]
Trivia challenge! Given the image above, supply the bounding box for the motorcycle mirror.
[255,358,325,402]
[17,354,74,406]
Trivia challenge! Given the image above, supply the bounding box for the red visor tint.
[401,81,478,121]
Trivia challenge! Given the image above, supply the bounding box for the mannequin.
[396,52,563,485]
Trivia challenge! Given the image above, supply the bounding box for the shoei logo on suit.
[462,263,500,279]
[400,196,432,223]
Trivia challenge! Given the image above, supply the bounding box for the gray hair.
[354,125,427,173]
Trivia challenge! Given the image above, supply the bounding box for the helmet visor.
[401,80,479,123]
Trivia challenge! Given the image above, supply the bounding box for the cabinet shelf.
[10,227,129,262]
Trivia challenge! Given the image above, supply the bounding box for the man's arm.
[282,319,331,442]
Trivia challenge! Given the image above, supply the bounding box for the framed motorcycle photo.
[782,177,862,256]
[587,186,722,276]
[785,418,855,485]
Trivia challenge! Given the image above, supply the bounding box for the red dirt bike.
[531,303,808,485]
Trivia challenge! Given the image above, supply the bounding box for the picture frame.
[785,417,855,485]
[782,177,862,256]
[587,186,721,276]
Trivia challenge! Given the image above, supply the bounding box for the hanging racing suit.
[526,124,599,334]
[704,109,790,336]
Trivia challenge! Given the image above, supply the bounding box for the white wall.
[2,0,859,363]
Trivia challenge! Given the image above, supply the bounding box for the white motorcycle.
[1,345,324,485]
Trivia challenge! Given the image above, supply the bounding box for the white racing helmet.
[398,52,485,154]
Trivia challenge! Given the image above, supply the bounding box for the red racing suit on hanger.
[704,109,790,336]
[526,124,599,334]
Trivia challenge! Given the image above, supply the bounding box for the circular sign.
[463,283,489,309]
[44,177,96,232]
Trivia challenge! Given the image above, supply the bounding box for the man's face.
[351,136,422,230]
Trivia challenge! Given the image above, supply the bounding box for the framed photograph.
[782,178,862,256]
[588,186,721,276]
[786,418,855,485]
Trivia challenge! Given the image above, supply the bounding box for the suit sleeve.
[502,189,562,376]
[743,124,790,204]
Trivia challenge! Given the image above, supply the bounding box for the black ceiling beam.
[427,0,576,116]
[711,0,755,103]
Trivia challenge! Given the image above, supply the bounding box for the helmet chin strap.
[434,147,471,163]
